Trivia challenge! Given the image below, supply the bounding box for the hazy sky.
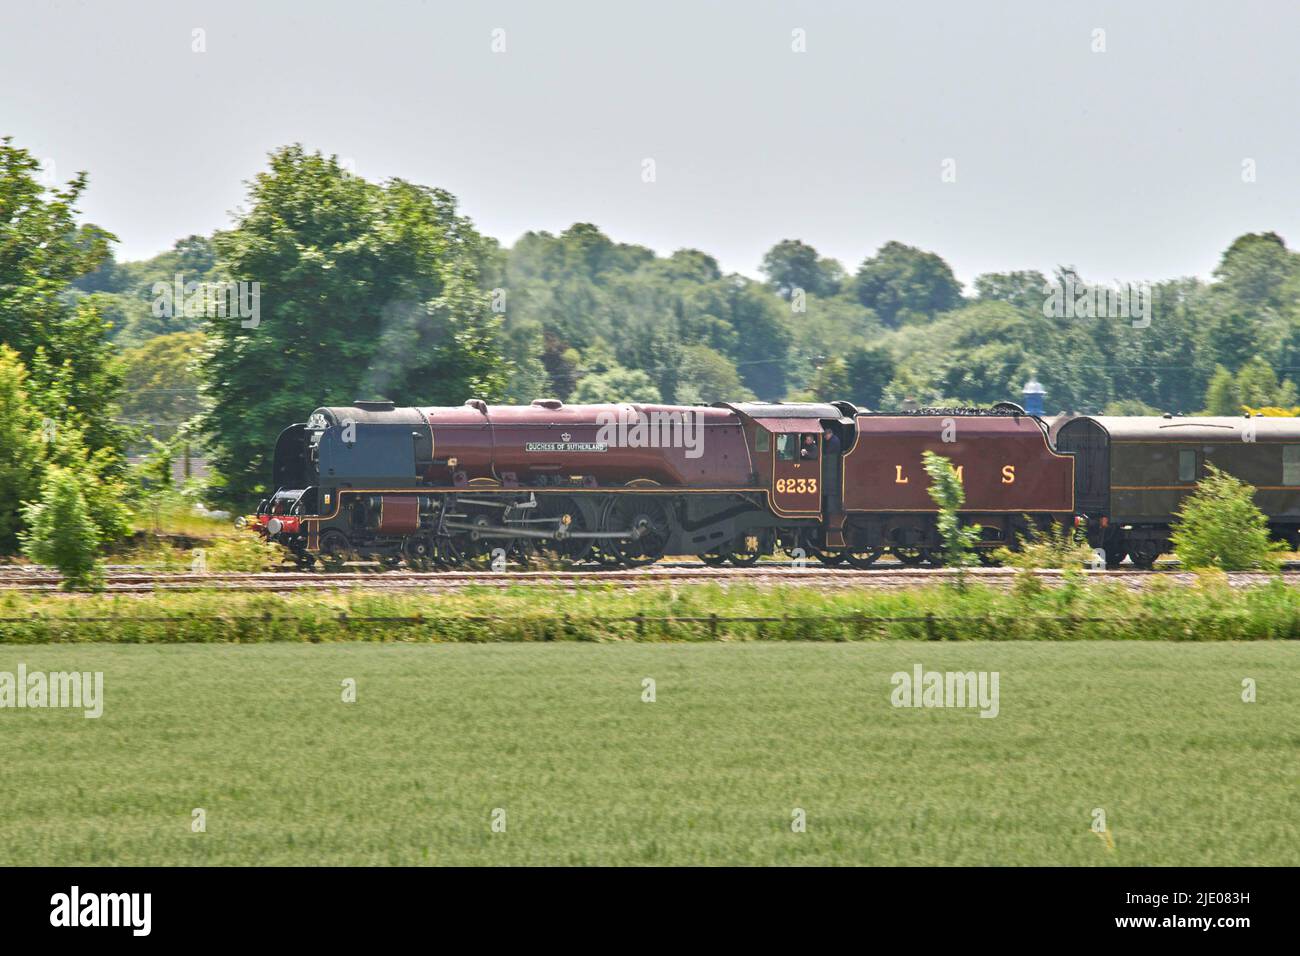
[4,0,1298,287]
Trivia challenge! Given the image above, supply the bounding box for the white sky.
[3,0,1297,287]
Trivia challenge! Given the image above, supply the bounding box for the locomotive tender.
[254,398,1078,569]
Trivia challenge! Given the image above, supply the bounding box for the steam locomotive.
[251,399,1300,570]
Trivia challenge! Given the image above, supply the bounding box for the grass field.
[1,641,1296,865]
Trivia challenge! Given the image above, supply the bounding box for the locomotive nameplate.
[525,442,609,453]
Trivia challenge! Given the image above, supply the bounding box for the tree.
[809,357,850,400]
[0,347,50,552]
[570,366,661,403]
[1170,464,1279,571]
[921,451,979,568]
[19,467,102,589]
[201,145,509,506]
[673,345,751,405]
[843,346,896,409]
[0,137,125,456]
[718,278,793,399]
[1235,357,1297,409]
[760,239,841,299]
[854,241,964,327]
[1203,360,1296,415]
[0,346,130,553]
[973,270,1048,312]
[1212,232,1297,315]
[118,331,207,443]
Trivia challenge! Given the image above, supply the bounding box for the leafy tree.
[974,270,1049,312]
[0,347,50,552]
[1235,357,1297,408]
[760,239,842,299]
[0,346,130,552]
[1102,399,1162,415]
[809,357,850,400]
[118,331,206,443]
[1203,359,1296,414]
[717,278,793,399]
[1170,464,1280,571]
[498,319,551,403]
[1212,232,1297,315]
[19,467,102,589]
[839,346,894,409]
[570,366,661,403]
[854,241,964,327]
[921,451,979,568]
[0,137,125,455]
[201,146,509,506]
[44,418,132,546]
[673,344,751,404]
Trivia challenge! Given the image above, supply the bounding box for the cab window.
[754,428,770,453]
[776,433,797,461]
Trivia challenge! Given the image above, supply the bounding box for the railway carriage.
[1054,415,1300,566]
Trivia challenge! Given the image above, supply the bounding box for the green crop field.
[1,641,1296,866]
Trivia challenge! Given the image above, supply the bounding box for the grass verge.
[2,574,1300,643]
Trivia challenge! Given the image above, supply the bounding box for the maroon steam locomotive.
[252,398,1076,569]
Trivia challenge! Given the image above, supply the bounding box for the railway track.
[1,565,1297,593]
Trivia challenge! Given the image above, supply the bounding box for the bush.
[1171,464,1281,571]
[994,521,1096,569]
[202,534,282,571]
[19,467,102,589]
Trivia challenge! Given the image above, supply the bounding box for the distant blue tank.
[1022,378,1046,416]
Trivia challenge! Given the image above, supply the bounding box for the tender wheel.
[699,551,729,567]
[845,547,885,569]
[892,546,929,566]
[726,534,763,567]
[1127,547,1160,570]
[805,543,846,566]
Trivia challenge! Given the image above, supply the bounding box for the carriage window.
[1178,449,1196,482]
[1284,446,1300,486]
[776,433,797,461]
[754,428,770,453]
